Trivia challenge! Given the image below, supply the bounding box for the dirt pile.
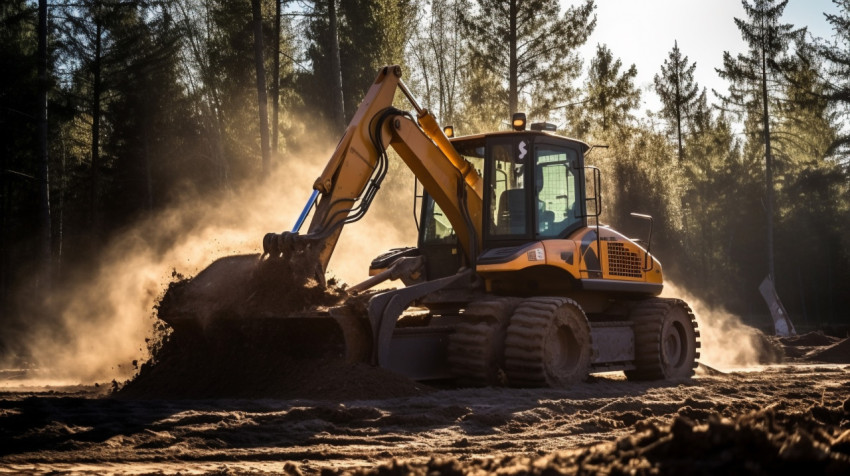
[780,331,842,347]
[806,338,850,364]
[774,331,850,363]
[118,253,426,400]
[336,403,850,475]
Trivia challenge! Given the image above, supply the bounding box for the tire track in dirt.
[1,363,849,475]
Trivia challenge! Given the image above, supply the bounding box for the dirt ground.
[2,256,849,474]
[1,351,849,475]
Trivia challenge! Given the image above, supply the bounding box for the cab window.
[488,140,529,237]
[535,146,581,238]
[422,197,455,244]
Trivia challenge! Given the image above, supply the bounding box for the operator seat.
[497,189,526,234]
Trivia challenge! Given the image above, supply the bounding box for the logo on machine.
[518,141,528,160]
[527,248,545,262]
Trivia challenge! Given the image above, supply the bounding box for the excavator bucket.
[145,254,373,395]
[157,254,339,333]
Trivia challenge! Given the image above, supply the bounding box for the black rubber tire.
[625,298,700,381]
[447,299,518,386]
[504,297,592,388]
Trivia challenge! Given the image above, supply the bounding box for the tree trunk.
[762,40,775,282]
[329,0,345,133]
[675,70,683,162]
[251,0,271,173]
[38,0,51,290]
[272,0,281,155]
[57,131,66,277]
[0,145,7,306]
[508,0,518,115]
[91,19,103,238]
[143,99,153,212]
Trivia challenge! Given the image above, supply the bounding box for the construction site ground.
[1,334,849,475]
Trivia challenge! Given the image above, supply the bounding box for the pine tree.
[171,0,229,188]
[771,53,847,322]
[339,0,413,114]
[103,3,187,225]
[575,43,640,138]
[300,0,414,132]
[715,0,805,282]
[251,0,271,173]
[201,0,284,179]
[818,0,850,161]
[773,57,836,168]
[0,0,40,316]
[456,55,506,132]
[327,0,345,134]
[653,41,701,162]
[679,109,748,299]
[57,0,132,238]
[462,0,596,119]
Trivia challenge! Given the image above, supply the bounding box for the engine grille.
[606,242,643,278]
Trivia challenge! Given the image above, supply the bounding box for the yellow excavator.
[162,66,699,387]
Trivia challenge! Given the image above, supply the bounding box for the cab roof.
[449,130,590,153]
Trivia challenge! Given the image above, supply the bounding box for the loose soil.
[120,254,395,400]
[1,362,848,475]
[3,255,849,474]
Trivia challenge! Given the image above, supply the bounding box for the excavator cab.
[416,130,590,282]
[480,133,587,244]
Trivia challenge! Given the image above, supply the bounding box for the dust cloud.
[662,281,781,370]
[2,146,418,386]
[6,144,785,384]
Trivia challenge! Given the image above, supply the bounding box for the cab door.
[483,136,586,250]
[418,192,464,280]
[484,137,532,246]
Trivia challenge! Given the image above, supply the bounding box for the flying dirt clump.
[118,253,428,400]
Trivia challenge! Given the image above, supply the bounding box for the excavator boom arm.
[263,66,482,274]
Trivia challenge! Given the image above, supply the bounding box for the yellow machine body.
[242,66,699,387]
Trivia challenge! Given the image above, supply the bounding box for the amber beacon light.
[512,112,527,131]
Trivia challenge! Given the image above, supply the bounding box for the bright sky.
[563,0,842,115]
